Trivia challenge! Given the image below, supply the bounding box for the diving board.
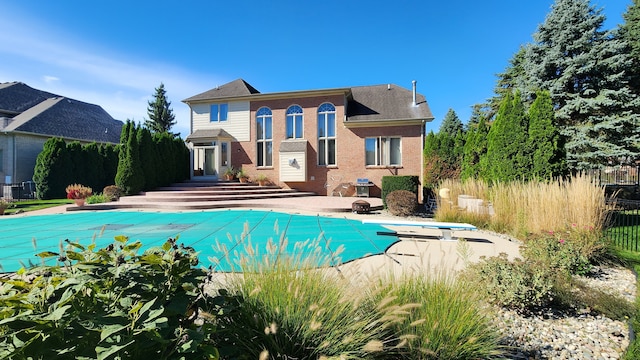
[361,219,477,241]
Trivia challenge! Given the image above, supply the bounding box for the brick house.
[0,82,123,187]
[183,79,433,200]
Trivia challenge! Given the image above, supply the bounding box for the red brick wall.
[231,94,424,202]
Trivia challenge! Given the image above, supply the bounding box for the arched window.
[286,105,304,139]
[317,103,336,166]
[256,107,273,167]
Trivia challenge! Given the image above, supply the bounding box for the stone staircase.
[110,180,318,210]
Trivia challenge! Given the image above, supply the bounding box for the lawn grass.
[2,199,72,215]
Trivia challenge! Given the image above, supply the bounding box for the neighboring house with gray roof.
[0,82,123,186]
[183,79,433,200]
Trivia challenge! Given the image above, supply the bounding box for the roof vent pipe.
[412,80,417,106]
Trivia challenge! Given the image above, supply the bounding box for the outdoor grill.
[355,178,373,197]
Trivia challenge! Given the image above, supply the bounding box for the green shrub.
[375,276,505,360]
[461,253,554,311]
[0,236,219,359]
[386,189,418,217]
[381,175,419,208]
[85,193,110,204]
[522,234,592,276]
[103,185,123,201]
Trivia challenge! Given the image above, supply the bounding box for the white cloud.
[43,75,59,84]
[0,8,224,138]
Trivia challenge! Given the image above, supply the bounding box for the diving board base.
[365,219,476,241]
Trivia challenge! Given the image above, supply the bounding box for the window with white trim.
[256,107,273,167]
[317,103,336,166]
[286,105,304,139]
[210,103,228,122]
[365,137,402,166]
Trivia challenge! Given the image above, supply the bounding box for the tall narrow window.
[210,103,228,122]
[0,149,3,172]
[317,103,336,166]
[365,137,402,166]
[256,107,273,167]
[286,105,304,139]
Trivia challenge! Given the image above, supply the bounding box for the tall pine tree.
[485,91,530,181]
[620,0,640,94]
[461,114,489,180]
[144,83,177,135]
[528,91,566,179]
[522,0,640,169]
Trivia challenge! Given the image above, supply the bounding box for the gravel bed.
[495,266,637,359]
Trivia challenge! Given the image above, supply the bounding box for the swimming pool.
[0,209,398,272]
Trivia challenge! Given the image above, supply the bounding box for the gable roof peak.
[183,78,260,103]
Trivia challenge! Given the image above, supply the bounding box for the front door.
[193,141,231,179]
[194,145,218,178]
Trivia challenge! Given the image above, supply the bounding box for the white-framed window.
[256,107,273,167]
[210,103,228,122]
[286,105,304,139]
[317,103,336,166]
[365,137,402,166]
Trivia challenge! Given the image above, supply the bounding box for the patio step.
[118,180,317,204]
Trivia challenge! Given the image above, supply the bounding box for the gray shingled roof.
[0,82,57,116]
[183,79,260,102]
[183,79,434,124]
[346,84,433,122]
[5,97,122,143]
[185,128,233,142]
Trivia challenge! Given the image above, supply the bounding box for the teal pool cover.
[0,210,398,273]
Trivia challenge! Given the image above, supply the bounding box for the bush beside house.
[381,175,419,209]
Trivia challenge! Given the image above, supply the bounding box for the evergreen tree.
[522,0,640,169]
[137,126,158,190]
[144,83,177,135]
[98,143,119,188]
[528,91,566,179]
[422,131,445,190]
[485,91,530,181]
[461,116,489,180]
[439,109,464,136]
[82,143,105,192]
[620,0,640,93]
[33,138,70,199]
[115,122,144,195]
[491,47,530,115]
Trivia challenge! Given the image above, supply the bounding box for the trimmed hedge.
[381,175,419,208]
[33,139,119,200]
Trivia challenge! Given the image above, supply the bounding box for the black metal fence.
[606,199,640,252]
[587,165,640,186]
[0,182,36,201]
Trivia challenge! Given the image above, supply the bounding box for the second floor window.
[365,137,402,166]
[286,105,304,139]
[210,103,228,122]
[317,103,336,166]
[256,107,273,167]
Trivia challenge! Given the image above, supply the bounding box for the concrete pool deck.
[7,195,523,278]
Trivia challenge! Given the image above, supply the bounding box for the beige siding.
[191,101,250,141]
[279,151,306,182]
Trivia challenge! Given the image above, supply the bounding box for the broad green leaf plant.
[0,235,219,359]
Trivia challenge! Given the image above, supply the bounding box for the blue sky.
[0,1,629,137]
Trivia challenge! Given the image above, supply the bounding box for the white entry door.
[193,141,231,179]
[194,146,218,178]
